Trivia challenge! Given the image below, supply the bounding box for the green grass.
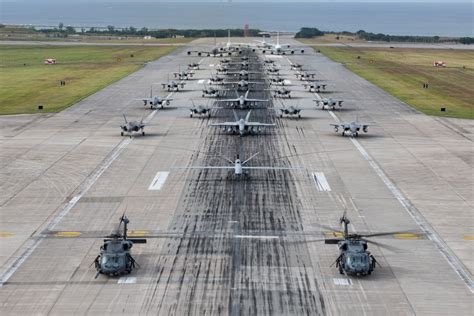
[314,46,474,119]
[0,45,177,114]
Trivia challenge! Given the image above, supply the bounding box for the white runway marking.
[209,64,215,67]
[118,277,137,284]
[198,79,205,84]
[333,278,352,286]
[284,80,292,85]
[312,172,331,192]
[234,235,279,240]
[265,55,283,59]
[148,171,169,190]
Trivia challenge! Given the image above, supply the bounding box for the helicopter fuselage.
[337,239,376,276]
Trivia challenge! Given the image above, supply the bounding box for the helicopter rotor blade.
[362,238,401,252]
[129,238,147,244]
[324,238,342,244]
[359,230,421,238]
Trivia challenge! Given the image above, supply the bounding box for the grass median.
[314,46,474,119]
[0,45,177,115]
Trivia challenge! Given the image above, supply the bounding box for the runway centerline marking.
[148,171,169,190]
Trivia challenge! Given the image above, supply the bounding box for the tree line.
[295,27,473,45]
[39,23,262,38]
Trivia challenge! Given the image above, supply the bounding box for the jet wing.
[216,98,239,102]
[243,166,296,170]
[137,98,152,102]
[245,122,276,127]
[172,166,234,170]
[245,98,269,102]
[209,122,239,127]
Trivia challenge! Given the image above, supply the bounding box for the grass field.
[313,46,474,119]
[0,45,177,115]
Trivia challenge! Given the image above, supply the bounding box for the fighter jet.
[216,90,268,109]
[304,81,327,92]
[120,114,145,137]
[314,98,343,110]
[202,84,221,97]
[273,87,292,98]
[209,110,275,136]
[269,75,287,86]
[263,59,275,65]
[279,104,302,119]
[173,68,194,80]
[173,153,294,177]
[136,86,172,109]
[188,62,200,70]
[209,74,226,85]
[296,71,316,81]
[162,79,186,92]
[227,69,260,79]
[224,79,265,90]
[331,121,370,137]
[290,63,303,70]
[216,63,230,73]
[189,100,215,118]
[266,66,280,74]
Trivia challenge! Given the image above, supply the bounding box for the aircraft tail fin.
[245,110,252,122]
[233,109,239,122]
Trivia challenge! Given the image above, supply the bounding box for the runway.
[0,38,472,315]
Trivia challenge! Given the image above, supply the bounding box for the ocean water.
[1,2,472,37]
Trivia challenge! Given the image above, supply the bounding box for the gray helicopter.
[94,215,146,278]
[322,214,414,276]
[120,114,145,137]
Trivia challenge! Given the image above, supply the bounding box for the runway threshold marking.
[148,171,169,190]
[312,172,331,192]
[333,278,352,286]
[54,232,81,238]
[118,277,137,284]
[325,106,474,293]
[394,233,420,240]
[128,230,149,237]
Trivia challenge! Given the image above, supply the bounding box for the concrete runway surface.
[0,37,472,315]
